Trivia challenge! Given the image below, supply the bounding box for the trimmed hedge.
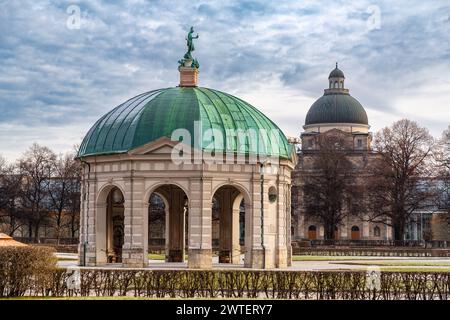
[0,246,57,297]
[16,269,450,300]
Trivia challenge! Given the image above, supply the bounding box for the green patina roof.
[78,87,292,159]
[305,93,368,126]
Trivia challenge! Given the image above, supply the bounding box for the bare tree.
[48,152,81,243]
[302,133,363,239]
[434,127,450,239]
[18,144,56,241]
[0,157,25,235]
[366,119,436,240]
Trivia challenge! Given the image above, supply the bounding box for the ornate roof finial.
[336,62,338,69]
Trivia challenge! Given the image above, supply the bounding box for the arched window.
[308,225,317,240]
[374,226,381,237]
[340,81,344,88]
[329,81,333,89]
[351,225,360,240]
[334,81,338,88]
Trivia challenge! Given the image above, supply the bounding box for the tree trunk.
[324,223,334,240]
[28,221,33,240]
[71,217,76,239]
[34,222,40,243]
[393,221,405,242]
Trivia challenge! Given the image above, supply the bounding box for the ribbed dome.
[305,94,368,125]
[78,87,292,159]
[329,67,345,78]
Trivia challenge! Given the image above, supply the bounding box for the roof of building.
[0,233,28,247]
[78,87,292,159]
[305,93,368,126]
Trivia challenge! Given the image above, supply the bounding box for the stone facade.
[431,212,450,241]
[292,129,392,241]
[78,137,295,269]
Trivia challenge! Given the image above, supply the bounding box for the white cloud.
[0,0,449,161]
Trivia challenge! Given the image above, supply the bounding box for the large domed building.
[302,63,371,149]
[292,64,392,242]
[77,29,295,269]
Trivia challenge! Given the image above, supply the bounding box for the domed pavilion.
[77,29,296,269]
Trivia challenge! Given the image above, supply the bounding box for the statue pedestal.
[178,66,199,87]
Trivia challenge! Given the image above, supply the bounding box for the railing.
[305,239,448,248]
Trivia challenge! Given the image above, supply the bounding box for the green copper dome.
[78,87,292,159]
[305,93,368,126]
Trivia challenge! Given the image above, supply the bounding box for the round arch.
[96,183,126,204]
[144,183,190,264]
[211,182,251,265]
[143,181,190,204]
[211,181,251,205]
[94,184,126,265]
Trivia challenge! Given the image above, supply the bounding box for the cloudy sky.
[0,0,449,161]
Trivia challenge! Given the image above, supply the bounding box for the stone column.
[363,218,370,239]
[83,178,98,266]
[188,178,212,269]
[319,226,324,239]
[248,172,265,268]
[122,176,146,267]
[275,179,290,268]
[341,217,348,239]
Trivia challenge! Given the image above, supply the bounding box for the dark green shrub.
[0,246,57,297]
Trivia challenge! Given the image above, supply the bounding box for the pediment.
[128,137,192,155]
[322,128,353,137]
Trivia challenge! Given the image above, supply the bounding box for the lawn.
[379,267,450,272]
[148,253,165,260]
[333,261,450,267]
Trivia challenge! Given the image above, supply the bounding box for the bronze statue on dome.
[178,26,199,68]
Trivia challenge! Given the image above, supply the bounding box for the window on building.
[374,226,381,237]
[357,139,363,148]
[308,139,313,148]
